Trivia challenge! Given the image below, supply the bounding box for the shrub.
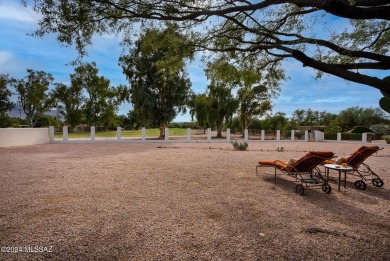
[231,140,248,151]
[324,126,342,134]
[351,126,372,133]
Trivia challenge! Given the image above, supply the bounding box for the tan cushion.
[335,157,346,164]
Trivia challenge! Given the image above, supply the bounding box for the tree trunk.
[159,122,166,139]
[216,120,223,138]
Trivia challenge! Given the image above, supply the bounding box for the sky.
[0,1,387,122]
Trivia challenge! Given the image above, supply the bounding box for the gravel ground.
[0,141,389,260]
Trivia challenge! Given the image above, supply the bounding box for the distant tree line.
[226,107,389,136]
[1,27,389,137]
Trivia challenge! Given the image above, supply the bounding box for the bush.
[324,126,342,134]
[351,126,372,133]
[231,140,248,151]
[383,135,390,143]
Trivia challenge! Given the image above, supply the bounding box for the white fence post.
[261,130,265,141]
[63,126,68,141]
[165,128,169,141]
[244,129,248,141]
[117,127,121,141]
[291,130,295,141]
[226,128,231,141]
[91,126,95,142]
[362,133,367,143]
[207,128,211,141]
[276,130,280,141]
[49,126,54,143]
[337,133,341,142]
[187,128,191,142]
[142,127,146,141]
[305,130,309,141]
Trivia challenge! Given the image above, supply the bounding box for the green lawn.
[54,128,188,138]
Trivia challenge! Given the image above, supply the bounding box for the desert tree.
[13,69,55,127]
[0,74,14,116]
[119,26,193,138]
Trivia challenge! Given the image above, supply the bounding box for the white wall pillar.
[291,130,295,141]
[165,128,169,141]
[261,130,265,141]
[362,133,367,143]
[49,126,54,143]
[142,127,146,141]
[337,133,341,142]
[207,128,211,141]
[63,126,68,141]
[276,130,280,141]
[244,129,248,141]
[186,128,191,141]
[314,131,324,142]
[226,128,231,141]
[91,126,95,142]
[117,127,121,141]
[305,130,309,142]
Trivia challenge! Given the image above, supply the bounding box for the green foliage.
[0,74,14,115]
[119,26,192,138]
[53,82,84,130]
[383,135,390,143]
[13,69,55,127]
[335,106,387,131]
[231,140,248,151]
[266,112,288,131]
[324,126,342,134]
[35,115,62,128]
[370,124,390,134]
[0,115,19,128]
[292,109,337,126]
[189,93,212,131]
[351,126,372,134]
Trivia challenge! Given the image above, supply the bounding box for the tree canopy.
[0,74,14,115]
[119,26,193,138]
[13,69,55,127]
[30,0,390,94]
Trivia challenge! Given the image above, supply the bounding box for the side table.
[324,164,354,191]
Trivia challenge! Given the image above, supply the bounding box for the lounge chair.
[322,146,384,190]
[256,151,334,195]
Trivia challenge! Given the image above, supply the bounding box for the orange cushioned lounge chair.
[256,151,334,195]
[322,146,384,190]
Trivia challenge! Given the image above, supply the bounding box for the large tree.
[71,62,127,128]
[30,0,390,94]
[204,58,240,138]
[119,26,193,138]
[14,69,55,127]
[189,93,212,133]
[53,82,84,131]
[0,74,14,115]
[335,106,388,131]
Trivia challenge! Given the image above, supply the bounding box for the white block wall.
[0,128,49,147]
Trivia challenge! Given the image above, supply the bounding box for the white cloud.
[0,1,40,23]
[0,50,13,66]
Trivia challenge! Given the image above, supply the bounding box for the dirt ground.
[0,141,389,260]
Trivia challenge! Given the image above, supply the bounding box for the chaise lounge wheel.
[372,178,384,187]
[354,180,366,190]
[296,184,305,196]
[322,183,332,194]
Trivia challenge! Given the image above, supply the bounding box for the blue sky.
[0,1,386,122]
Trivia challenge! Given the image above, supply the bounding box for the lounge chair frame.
[341,146,384,190]
[256,154,333,196]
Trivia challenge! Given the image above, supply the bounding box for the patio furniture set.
[256,146,384,195]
